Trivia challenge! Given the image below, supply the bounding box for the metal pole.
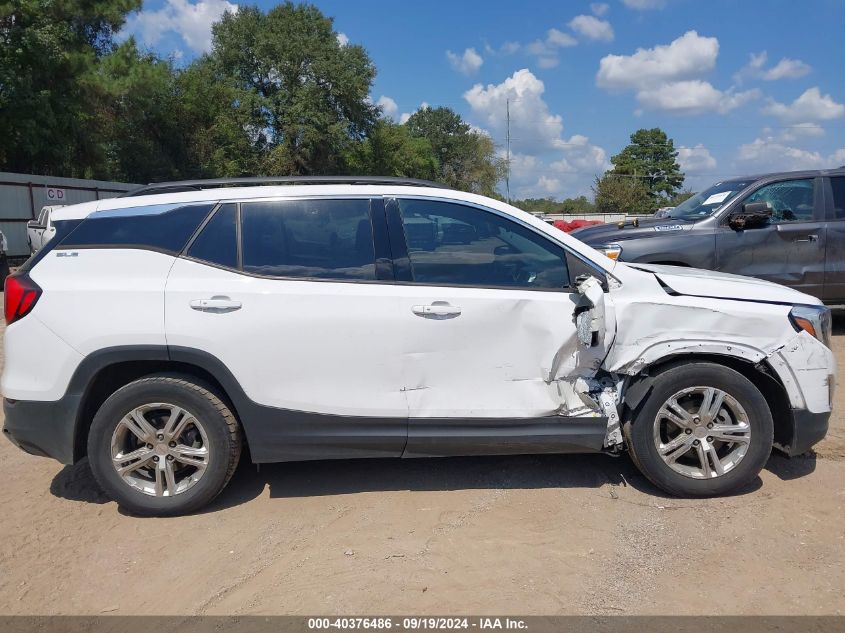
[506,98,511,204]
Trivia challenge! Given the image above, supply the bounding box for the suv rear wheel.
[87,375,241,516]
[625,362,774,497]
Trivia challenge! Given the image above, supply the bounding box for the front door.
[715,177,825,298]
[164,197,409,461]
[386,197,611,456]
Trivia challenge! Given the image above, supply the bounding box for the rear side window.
[240,199,376,280]
[831,177,845,220]
[187,204,238,269]
[60,203,216,253]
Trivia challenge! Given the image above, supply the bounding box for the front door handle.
[190,297,242,313]
[412,302,462,318]
[793,234,819,243]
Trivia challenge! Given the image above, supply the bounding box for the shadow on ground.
[50,448,809,516]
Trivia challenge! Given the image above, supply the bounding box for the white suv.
[1,177,835,516]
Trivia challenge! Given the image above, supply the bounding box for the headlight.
[597,243,622,261]
[790,305,832,348]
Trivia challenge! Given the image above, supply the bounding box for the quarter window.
[240,199,376,280]
[397,199,569,289]
[61,203,215,253]
[187,203,238,269]
[743,179,815,223]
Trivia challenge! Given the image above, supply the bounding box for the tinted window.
[241,199,376,280]
[61,203,215,253]
[398,199,569,289]
[187,204,238,268]
[831,177,845,220]
[744,179,815,223]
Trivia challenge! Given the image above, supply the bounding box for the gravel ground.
[0,317,843,615]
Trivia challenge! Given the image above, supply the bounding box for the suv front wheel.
[625,362,774,497]
[87,375,242,516]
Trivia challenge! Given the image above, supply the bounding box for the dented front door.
[388,197,609,431]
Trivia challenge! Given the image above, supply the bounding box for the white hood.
[626,263,822,306]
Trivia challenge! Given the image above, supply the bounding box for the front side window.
[397,199,569,289]
[742,179,815,223]
[240,199,376,280]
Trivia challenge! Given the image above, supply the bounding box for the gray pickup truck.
[573,168,845,304]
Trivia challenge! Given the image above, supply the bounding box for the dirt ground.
[1,319,844,617]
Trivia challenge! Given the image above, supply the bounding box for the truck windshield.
[668,180,754,220]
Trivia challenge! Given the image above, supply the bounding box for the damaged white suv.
[2,177,835,516]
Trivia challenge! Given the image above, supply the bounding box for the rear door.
[822,175,845,302]
[164,197,409,461]
[715,177,826,298]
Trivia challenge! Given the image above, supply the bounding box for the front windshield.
[668,180,754,220]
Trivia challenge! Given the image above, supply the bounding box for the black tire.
[87,375,241,516]
[625,362,774,497]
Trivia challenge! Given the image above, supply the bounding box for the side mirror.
[729,202,772,230]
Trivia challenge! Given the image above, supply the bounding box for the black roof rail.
[120,176,453,197]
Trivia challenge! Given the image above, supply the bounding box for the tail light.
[4,274,42,324]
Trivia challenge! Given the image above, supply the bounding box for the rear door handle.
[190,297,242,313]
[411,302,462,318]
[793,234,819,242]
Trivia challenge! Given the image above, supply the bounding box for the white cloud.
[622,0,666,8]
[677,144,716,173]
[376,95,398,120]
[590,2,610,16]
[520,28,577,68]
[123,0,238,54]
[735,138,831,172]
[735,51,811,83]
[597,31,718,90]
[446,47,483,75]
[829,149,845,165]
[763,87,845,122]
[336,32,349,46]
[568,15,614,42]
[637,80,759,115]
[465,69,564,152]
[763,58,811,81]
[596,31,759,115]
[778,122,825,142]
[466,70,607,199]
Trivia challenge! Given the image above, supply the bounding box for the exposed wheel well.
[621,353,793,450]
[74,360,240,461]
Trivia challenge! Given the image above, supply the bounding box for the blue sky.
[123,0,845,199]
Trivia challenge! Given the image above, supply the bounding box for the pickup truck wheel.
[87,376,241,516]
[625,362,774,497]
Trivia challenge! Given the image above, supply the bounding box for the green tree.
[342,119,438,180]
[592,173,653,215]
[0,0,141,175]
[93,41,191,182]
[610,128,684,203]
[206,2,378,176]
[405,106,504,195]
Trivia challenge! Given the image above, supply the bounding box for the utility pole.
[506,98,511,204]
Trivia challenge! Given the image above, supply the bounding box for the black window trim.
[823,175,845,222]
[386,195,608,293]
